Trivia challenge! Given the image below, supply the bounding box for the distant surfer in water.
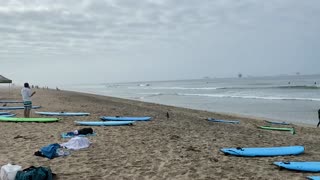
[317,109,320,127]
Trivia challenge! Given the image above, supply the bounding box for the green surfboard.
[259,126,295,134]
[0,117,59,122]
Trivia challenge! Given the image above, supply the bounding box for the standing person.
[21,82,36,118]
[317,109,320,127]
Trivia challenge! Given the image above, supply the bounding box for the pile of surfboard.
[35,111,152,126]
[221,145,320,179]
[208,118,296,135]
[257,120,296,134]
[0,108,152,126]
[209,117,319,178]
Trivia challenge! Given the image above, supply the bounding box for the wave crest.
[178,93,320,101]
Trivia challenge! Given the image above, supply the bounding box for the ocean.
[63,74,320,126]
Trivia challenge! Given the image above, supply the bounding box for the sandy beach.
[0,87,320,180]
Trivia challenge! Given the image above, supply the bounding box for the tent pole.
[8,83,11,98]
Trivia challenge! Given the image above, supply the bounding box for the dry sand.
[0,87,320,180]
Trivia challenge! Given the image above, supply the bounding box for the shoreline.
[1,87,317,128]
[57,88,320,128]
[1,87,320,179]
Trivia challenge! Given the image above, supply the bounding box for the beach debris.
[13,135,33,140]
[170,135,180,140]
[209,157,219,162]
[186,146,201,152]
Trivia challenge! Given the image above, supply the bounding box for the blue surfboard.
[208,118,239,124]
[307,176,320,180]
[0,106,41,110]
[36,111,90,116]
[0,112,10,115]
[221,146,304,157]
[274,162,320,172]
[75,121,135,126]
[100,116,152,121]
[0,100,23,103]
[0,114,16,117]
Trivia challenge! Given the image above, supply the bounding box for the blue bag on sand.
[40,143,61,159]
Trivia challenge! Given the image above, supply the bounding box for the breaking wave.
[177,93,320,102]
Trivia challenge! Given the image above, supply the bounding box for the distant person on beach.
[317,109,320,127]
[21,82,36,118]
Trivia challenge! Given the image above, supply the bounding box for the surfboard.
[100,116,151,121]
[75,121,135,126]
[265,120,290,125]
[0,114,16,117]
[208,118,239,124]
[221,146,304,157]
[307,176,320,180]
[0,112,10,115]
[259,126,295,134]
[0,100,23,103]
[0,117,59,122]
[0,106,41,110]
[274,162,320,172]
[36,111,90,116]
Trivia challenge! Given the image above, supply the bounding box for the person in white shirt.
[21,82,36,118]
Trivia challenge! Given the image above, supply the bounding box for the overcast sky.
[0,0,319,86]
